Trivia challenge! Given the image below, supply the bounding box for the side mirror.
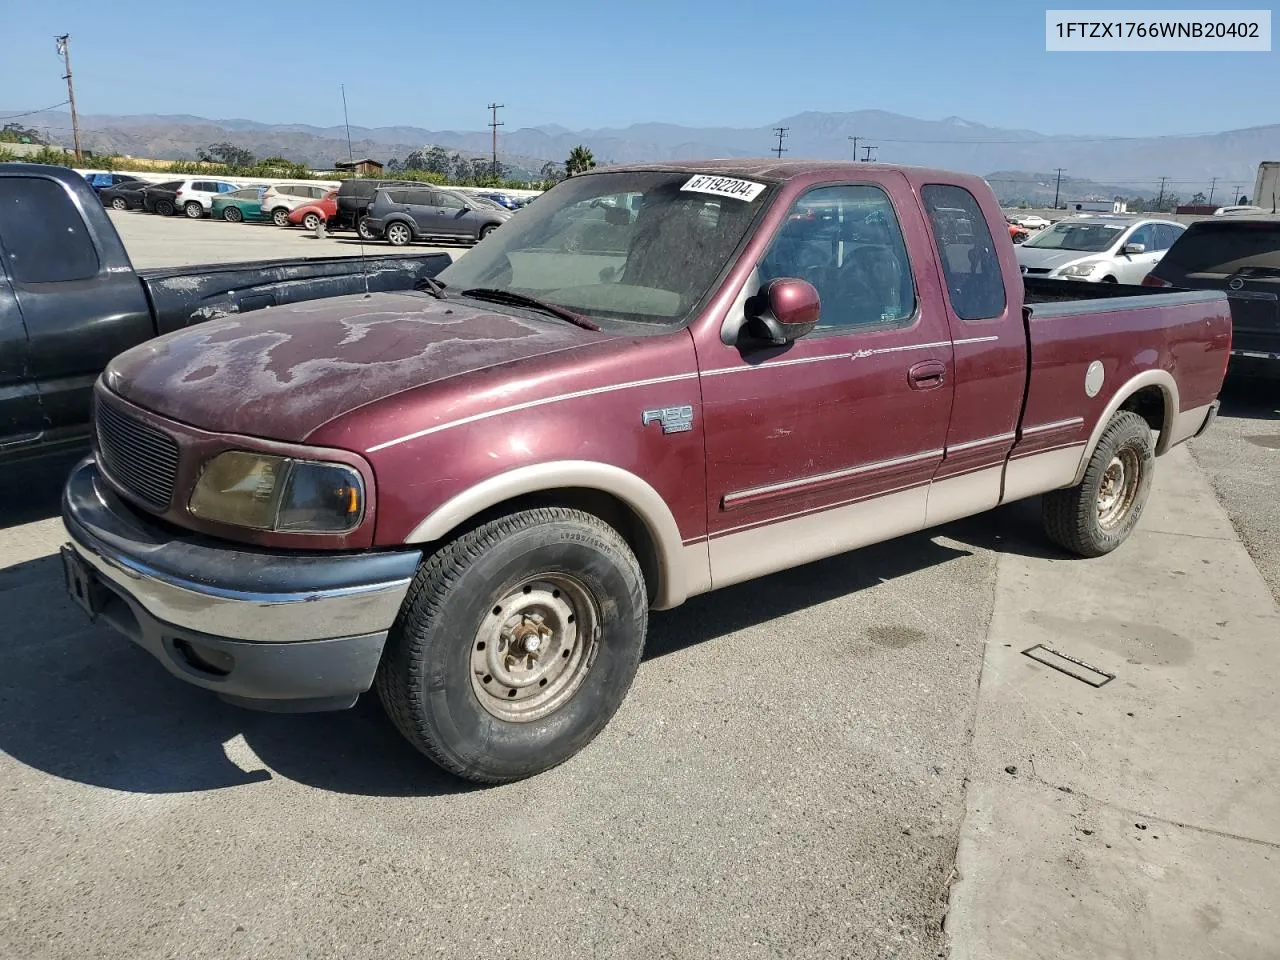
[746,278,820,345]
[1123,242,1146,255]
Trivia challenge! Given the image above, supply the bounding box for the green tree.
[1190,191,1208,205]
[565,145,595,176]
[197,142,255,167]
[424,146,451,175]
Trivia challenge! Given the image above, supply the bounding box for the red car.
[63,161,1231,784]
[286,189,338,229]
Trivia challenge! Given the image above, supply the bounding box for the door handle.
[908,359,946,390]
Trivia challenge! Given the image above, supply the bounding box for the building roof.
[334,158,383,169]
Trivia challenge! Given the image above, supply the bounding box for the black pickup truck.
[0,163,451,464]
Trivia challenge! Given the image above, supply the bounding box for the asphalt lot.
[0,214,1277,959]
[107,207,461,269]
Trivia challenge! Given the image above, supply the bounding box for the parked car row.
[90,171,529,246]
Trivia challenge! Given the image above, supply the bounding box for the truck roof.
[581,158,991,188]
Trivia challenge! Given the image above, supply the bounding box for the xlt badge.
[642,405,694,434]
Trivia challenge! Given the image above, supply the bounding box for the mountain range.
[6,107,1275,202]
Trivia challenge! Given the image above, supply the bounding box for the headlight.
[188,451,364,533]
[1058,261,1100,278]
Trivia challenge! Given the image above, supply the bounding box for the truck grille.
[95,398,180,511]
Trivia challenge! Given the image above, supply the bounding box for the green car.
[211,187,269,223]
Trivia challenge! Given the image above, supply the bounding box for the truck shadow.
[1217,377,1279,421]
[0,523,1004,799]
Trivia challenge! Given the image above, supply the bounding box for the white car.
[1213,204,1265,216]
[1011,214,1050,229]
[173,179,241,219]
[261,183,333,226]
[1015,215,1186,284]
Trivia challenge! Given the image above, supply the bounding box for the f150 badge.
[642,405,694,434]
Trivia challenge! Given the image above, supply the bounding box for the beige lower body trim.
[1001,444,1086,504]
[924,465,1003,527]
[709,484,929,591]
[671,541,713,607]
[1165,402,1214,449]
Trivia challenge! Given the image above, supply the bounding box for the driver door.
[696,174,956,588]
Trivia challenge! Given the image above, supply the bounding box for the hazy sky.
[4,0,1276,136]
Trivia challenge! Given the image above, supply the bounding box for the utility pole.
[1207,177,1217,205]
[861,145,877,162]
[1155,176,1168,210]
[772,127,789,159]
[1053,167,1065,209]
[848,135,859,160]
[1231,185,1242,204]
[54,34,81,161]
[487,102,504,179]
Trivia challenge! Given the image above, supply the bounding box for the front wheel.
[1042,410,1153,557]
[271,207,290,227]
[376,507,648,784]
[384,221,413,246]
[478,223,498,241]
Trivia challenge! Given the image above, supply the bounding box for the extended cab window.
[757,184,916,332]
[921,184,1006,321]
[0,177,100,283]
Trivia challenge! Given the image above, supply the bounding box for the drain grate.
[1022,643,1115,687]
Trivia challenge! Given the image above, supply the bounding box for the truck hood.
[1015,247,1099,272]
[103,291,602,442]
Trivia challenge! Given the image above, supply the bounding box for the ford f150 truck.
[0,163,450,464]
[60,160,1231,784]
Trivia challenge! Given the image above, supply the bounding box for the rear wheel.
[110,197,127,210]
[222,206,243,222]
[1042,410,1153,557]
[184,201,204,219]
[376,507,648,784]
[271,207,290,227]
[156,199,175,217]
[302,212,321,231]
[385,221,413,246]
[357,217,377,241]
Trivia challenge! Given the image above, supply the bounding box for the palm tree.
[565,145,596,176]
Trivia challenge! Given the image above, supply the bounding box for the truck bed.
[1022,276,1176,306]
[140,252,452,334]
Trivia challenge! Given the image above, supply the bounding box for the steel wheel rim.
[470,573,601,723]
[1097,448,1140,530]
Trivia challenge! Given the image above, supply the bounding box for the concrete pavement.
[947,445,1280,959]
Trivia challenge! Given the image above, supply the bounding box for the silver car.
[1016,215,1185,284]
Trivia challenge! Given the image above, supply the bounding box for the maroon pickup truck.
[60,161,1231,783]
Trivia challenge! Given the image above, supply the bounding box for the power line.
[772,126,789,158]
[0,101,70,122]
[487,103,504,178]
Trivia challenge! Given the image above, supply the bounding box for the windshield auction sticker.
[681,175,766,201]
[1046,9,1270,50]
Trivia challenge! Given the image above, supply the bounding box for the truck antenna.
[341,83,371,297]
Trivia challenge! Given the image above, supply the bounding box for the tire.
[110,197,127,210]
[184,201,204,219]
[302,212,321,231]
[357,217,376,241]
[376,507,648,784]
[479,223,498,241]
[1042,410,1153,558]
[385,221,413,246]
[272,207,290,227]
[222,206,243,222]
[1101,276,1118,284]
[156,200,175,217]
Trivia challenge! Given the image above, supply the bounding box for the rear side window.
[382,189,409,204]
[434,191,467,210]
[1159,222,1280,277]
[0,177,100,283]
[405,189,434,206]
[921,184,1007,321]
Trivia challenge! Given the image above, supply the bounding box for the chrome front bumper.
[61,458,421,711]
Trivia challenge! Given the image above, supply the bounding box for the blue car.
[480,192,521,210]
[83,172,139,194]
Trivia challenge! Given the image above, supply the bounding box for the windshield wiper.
[460,288,600,331]
[413,274,449,300]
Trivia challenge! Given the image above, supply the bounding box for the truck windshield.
[435,171,774,329]
[1022,220,1126,252]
